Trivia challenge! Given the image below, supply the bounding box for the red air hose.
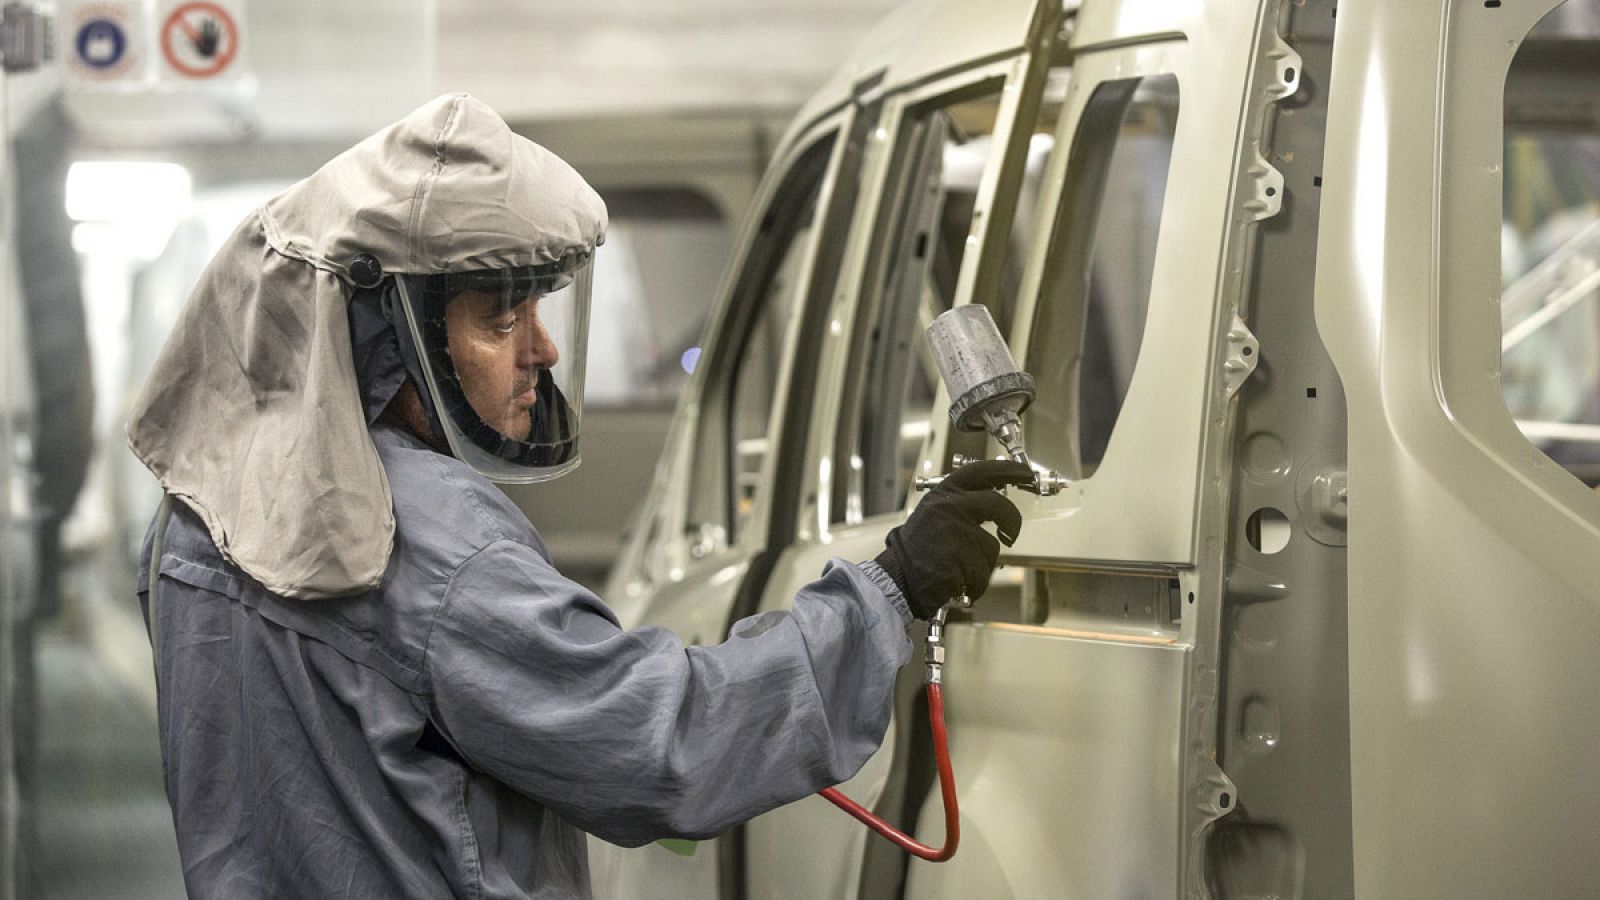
[817,682,959,862]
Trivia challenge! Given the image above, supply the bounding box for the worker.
[129,93,1031,899]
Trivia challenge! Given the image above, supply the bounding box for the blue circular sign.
[75,19,127,70]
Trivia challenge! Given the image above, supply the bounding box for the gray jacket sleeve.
[424,539,914,848]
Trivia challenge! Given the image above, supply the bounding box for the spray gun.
[916,305,1069,496]
[818,303,1062,862]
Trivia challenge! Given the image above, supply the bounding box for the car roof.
[778,0,1049,151]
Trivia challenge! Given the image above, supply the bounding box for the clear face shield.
[391,252,593,483]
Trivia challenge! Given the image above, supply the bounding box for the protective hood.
[127,93,608,599]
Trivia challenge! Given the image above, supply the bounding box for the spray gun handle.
[914,455,1071,496]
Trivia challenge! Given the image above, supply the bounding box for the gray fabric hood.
[127,93,608,599]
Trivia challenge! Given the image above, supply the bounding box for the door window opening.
[1024,73,1181,479]
[1499,0,1600,485]
[834,71,1069,524]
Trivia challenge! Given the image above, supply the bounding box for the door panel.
[907,4,1309,896]
[904,624,1185,900]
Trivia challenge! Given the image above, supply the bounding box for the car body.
[593,0,1600,897]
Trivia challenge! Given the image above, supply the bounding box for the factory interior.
[3,1,1599,898]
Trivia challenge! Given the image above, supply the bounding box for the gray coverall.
[138,421,913,898]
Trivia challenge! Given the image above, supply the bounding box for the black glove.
[874,459,1033,619]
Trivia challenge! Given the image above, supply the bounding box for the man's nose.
[517,318,559,368]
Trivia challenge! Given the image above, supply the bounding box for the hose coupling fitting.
[924,601,962,684]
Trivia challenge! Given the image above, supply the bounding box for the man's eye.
[493,315,517,334]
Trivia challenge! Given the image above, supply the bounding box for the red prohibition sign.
[161,1,238,78]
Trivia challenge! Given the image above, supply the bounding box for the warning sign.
[160,1,238,79]
[66,3,140,80]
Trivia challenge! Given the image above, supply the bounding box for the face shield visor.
[391,252,592,483]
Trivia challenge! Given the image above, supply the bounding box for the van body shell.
[593,0,1600,896]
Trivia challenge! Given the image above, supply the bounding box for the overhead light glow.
[65,160,193,223]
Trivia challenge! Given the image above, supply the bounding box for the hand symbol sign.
[193,17,221,57]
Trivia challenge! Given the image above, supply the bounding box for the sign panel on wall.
[66,2,141,81]
[159,0,241,80]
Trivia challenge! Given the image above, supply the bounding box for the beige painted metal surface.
[1004,36,1216,570]
[743,528,904,900]
[1317,0,1600,896]
[905,625,1185,899]
[600,0,1600,896]
[782,0,1041,155]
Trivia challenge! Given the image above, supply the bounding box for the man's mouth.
[512,374,540,406]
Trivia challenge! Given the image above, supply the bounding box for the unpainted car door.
[893,5,1325,897]
[730,3,1328,897]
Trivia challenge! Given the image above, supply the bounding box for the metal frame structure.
[596,0,1600,896]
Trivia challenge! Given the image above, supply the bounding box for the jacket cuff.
[857,560,913,626]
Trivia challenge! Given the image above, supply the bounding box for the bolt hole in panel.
[1245,507,1292,554]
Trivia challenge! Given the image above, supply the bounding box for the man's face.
[444,289,560,442]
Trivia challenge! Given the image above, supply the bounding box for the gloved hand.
[875,459,1034,619]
